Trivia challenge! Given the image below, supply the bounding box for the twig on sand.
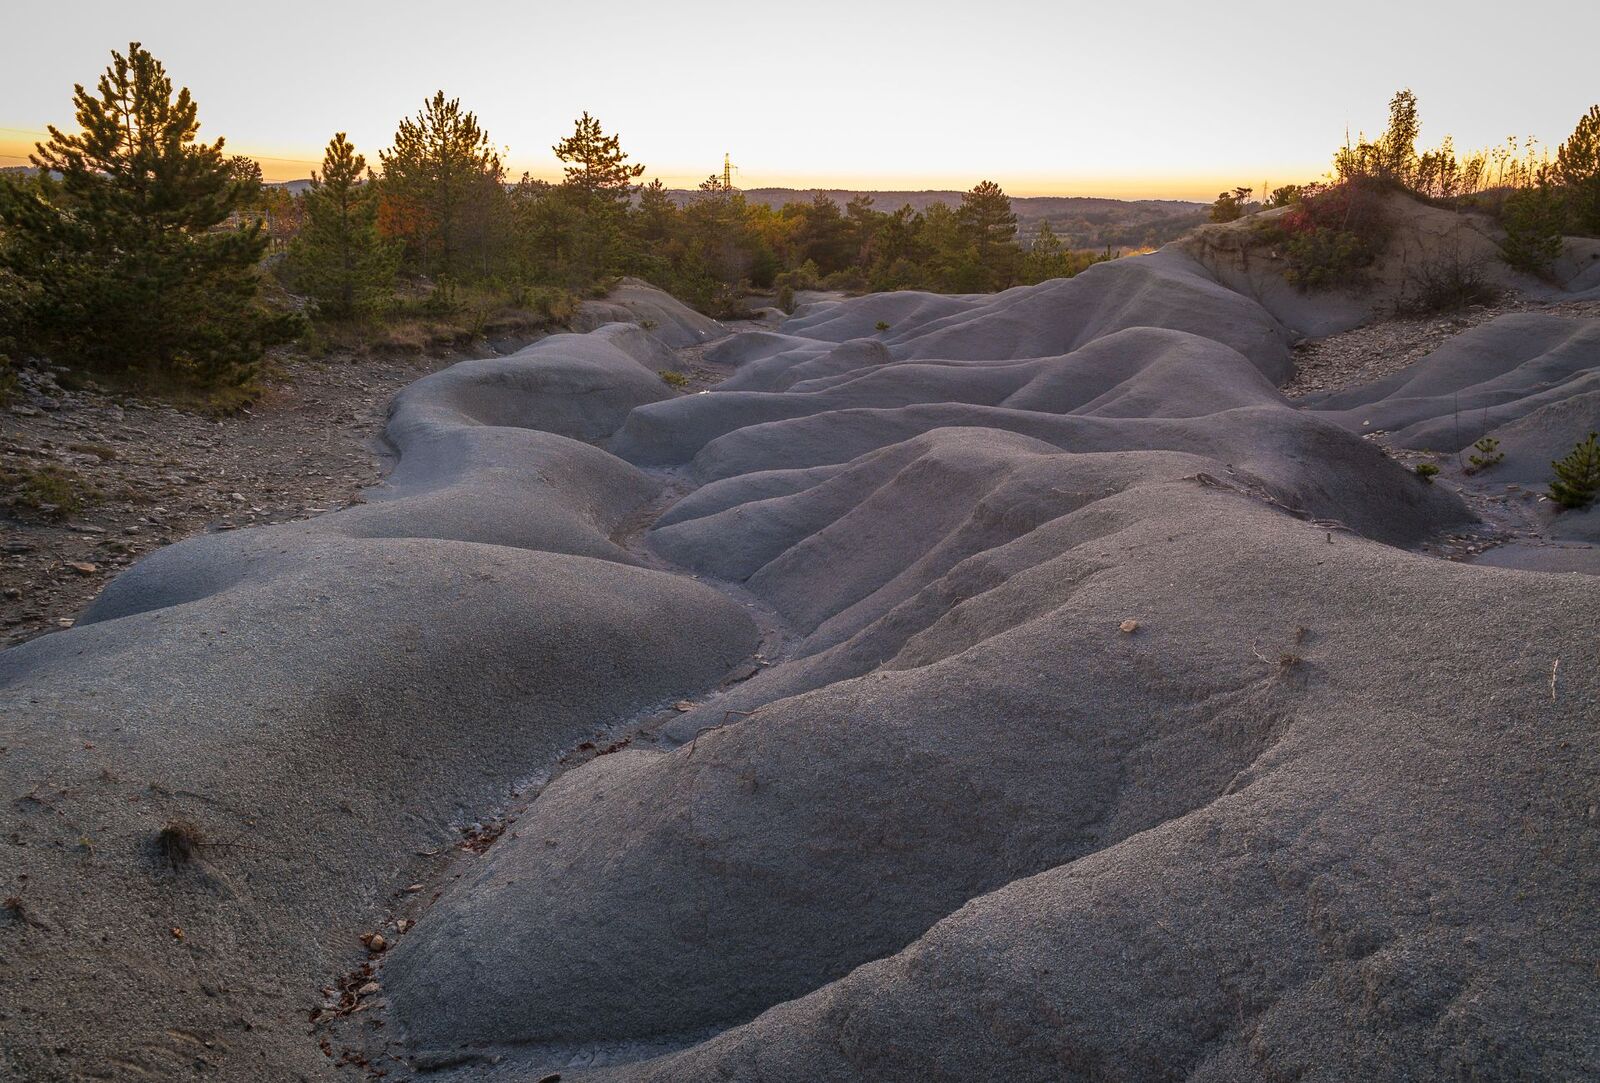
[1550,658,1559,702]
[685,709,756,761]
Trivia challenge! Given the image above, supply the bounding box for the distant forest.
[673,190,1207,251]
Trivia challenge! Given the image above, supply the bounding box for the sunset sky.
[3,0,1597,201]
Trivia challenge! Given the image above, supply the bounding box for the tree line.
[0,44,1111,399]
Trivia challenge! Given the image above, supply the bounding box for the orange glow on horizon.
[2,133,1332,205]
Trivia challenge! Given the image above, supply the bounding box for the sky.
[2,0,1597,201]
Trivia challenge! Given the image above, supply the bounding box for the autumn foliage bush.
[1255,182,1390,290]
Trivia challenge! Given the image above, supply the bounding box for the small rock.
[1119,619,1140,634]
[67,562,98,575]
[356,981,381,997]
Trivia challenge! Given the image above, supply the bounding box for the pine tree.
[288,134,399,318]
[633,179,679,244]
[378,92,505,278]
[1555,105,1600,235]
[956,180,1021,289]
[553,112,645,211]
[796,194,853,273]
[1549,432,1600,509]
[1020,221,1068,284]
[551,112,644,284]
[1500,177,1566,275]
[1210,187,1253,223]
[0,43,294,389]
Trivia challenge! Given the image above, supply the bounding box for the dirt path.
[0,350,471,645]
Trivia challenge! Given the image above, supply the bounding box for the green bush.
[1414,462,1441,483]
[821,267,868,292]
[2,465,99,519]
[1210,186,1252,223]
[1499,184,1566,275]
[1467,436,1504,473]
[1549,432,1600,509]
[1256,183,1389,291]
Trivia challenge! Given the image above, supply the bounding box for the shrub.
[1264,185,1304,208]
[1414,462,1440,483]
[775,283,796,314]
[155,821,205,867]
[1210,186,1253,223]
[821,267,868,292]
[658,369,690,389]
[2,465,98,519]
[1395,250,1497,314]
[1467,436,1504,473]
[874,320,890,332]
[774,261,823,292]
[1500,183,1567,274]
[528,286,577,324]
[1256,183,1389,291]
[1549,432,1600,509]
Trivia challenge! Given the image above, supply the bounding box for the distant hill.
[13,172,1206,251]
[663,188,1209,250]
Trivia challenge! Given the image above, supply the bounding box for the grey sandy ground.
[3,245,1599,1082]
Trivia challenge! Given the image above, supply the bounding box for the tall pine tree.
[0,43,294,389]
[378,92,505,279]
[956,180,1021,289]
[553,112,645,210]
[288,134,399,318]
[1555,105,1600,235]
[551,112,645,284]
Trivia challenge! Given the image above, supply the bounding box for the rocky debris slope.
[4,242,1600,1082]
[0,351,454,646]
